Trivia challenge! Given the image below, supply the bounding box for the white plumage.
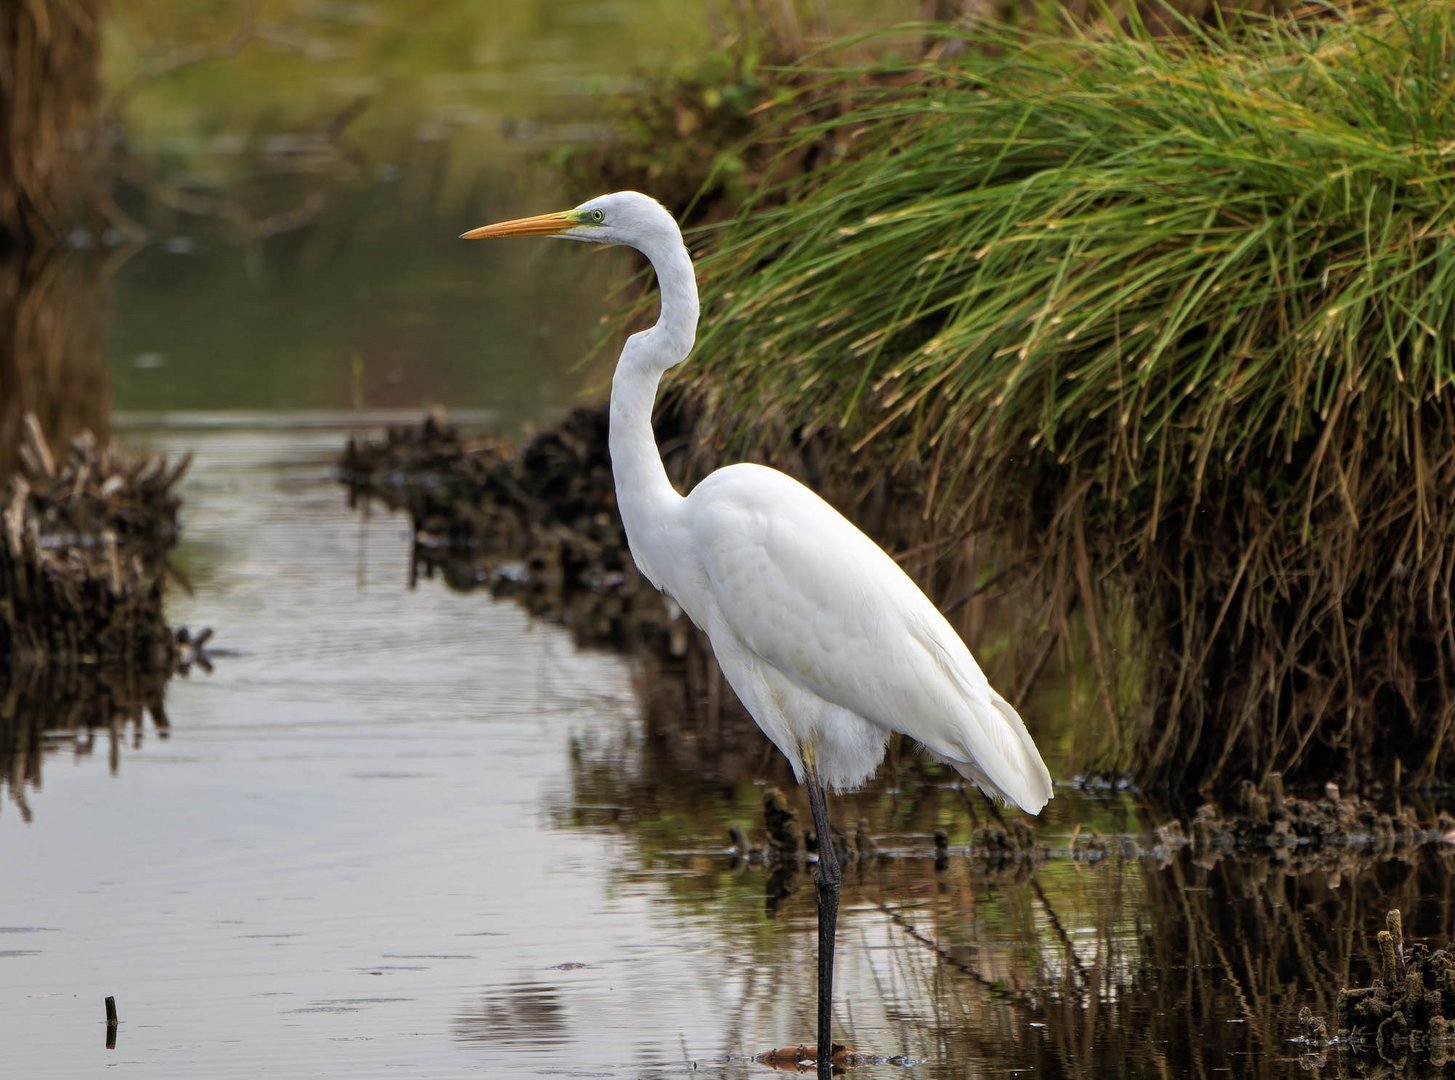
[463,190,1053,1065]
[686,462,1050,809]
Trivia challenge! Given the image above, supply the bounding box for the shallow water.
[6,419,1455,1078]
[5,420,758,1076]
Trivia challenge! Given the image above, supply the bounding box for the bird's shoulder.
[684,462,944,639]
[685,462,857,537]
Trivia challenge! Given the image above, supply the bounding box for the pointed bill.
[459,210,575,241]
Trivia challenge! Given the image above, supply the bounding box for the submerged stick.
[1377,930,1398,986]
[104,995,117,1050]
[1388,909,1405,973]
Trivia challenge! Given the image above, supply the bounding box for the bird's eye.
[590,209,605,223]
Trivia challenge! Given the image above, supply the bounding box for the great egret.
[463,191,1052,1073]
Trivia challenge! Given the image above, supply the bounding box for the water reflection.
[7,420,1455,1076]
[6,0,657,827]
[3,0,709,818]
[0,664,171,823]
[549,650,1455,1075]
[327,413,1455,1075]
[102,0,706,420]
[456,979,569,1049]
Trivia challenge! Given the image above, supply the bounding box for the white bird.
[463,191,1052,1072]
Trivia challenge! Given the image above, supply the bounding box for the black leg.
[804,763,840,1078]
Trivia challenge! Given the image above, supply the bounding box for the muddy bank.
[2,415,185,664]
[722,771,1451,883]
[0,246,111,481]
[1,415,201,816]
[341,407,699,653]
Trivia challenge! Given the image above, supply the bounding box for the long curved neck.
[609,234,698,589]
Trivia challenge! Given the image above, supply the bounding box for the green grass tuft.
[683,4,1455,792]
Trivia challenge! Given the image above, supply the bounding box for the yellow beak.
[459,210,574,241]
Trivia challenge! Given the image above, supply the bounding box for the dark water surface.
[5,419,1455,1077]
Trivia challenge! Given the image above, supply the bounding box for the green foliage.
[556,0,920,221]
[685,5,1455,792]
[559,40,770,213]
[698,7,1455,504]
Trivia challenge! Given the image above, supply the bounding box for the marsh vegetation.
[637,4,1455,795]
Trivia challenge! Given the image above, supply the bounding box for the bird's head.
[460,191,679,251]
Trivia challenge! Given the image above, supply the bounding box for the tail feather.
[946,695,1053,814]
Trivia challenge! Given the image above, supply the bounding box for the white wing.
[684,462,1052,813]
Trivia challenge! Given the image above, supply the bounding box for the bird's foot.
[753,1043,864,1072]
